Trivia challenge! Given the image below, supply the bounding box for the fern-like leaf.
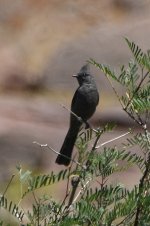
[85,184,128,207]
[105,186,139,225]
[125,38,144,65]
[125,38,150,71]
[22,169,69,198]
[89,59,119,82]
[0,196,24,222]
[124,133,149,151]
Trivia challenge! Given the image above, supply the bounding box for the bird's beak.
[72,74,78,77]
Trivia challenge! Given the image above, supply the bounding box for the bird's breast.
[71,84,99,121]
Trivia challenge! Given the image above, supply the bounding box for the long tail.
[55,124,81,166]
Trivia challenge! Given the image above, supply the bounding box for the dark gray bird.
[55,64,99,166]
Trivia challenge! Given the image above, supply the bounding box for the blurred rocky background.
[0,0,150,194]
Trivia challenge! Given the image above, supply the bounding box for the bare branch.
[60,103,98,131]
[60,104,83,123]
[96,131,131,149]
[33,141,84,168]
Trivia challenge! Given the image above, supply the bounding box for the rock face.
[0,0,149,90]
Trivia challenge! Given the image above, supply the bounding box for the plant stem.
[134,125,150,226]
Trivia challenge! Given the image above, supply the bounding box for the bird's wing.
[71,87,84,114]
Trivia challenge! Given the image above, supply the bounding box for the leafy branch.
[1,38,150,225]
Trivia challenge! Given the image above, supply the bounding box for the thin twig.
[33,141,83,168]
[135,71,149,95]
[105,74,125,109]
[2,174,15,197]
[61,103,97,131]
[60,104,83,123]
[67,176,80,207]
[85,132,101,168]
[124,71,149,111]
[116,211,136,226]
[32,190,39,206]
[96,131,131,148]
[72,179,90,204]
[58,166,72,217]
[123,108,143,126]
[104,72,143,127]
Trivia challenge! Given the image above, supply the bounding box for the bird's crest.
[79,64,90,75]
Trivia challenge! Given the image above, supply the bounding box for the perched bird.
[55,64,99,166]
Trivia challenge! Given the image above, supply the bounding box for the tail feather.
[55,125,80,166]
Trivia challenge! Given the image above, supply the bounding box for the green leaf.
[125,38,150,71]
[125,38,144,65]
[89,59,119,82]
[0,196,24,222]
[22,169,69,198]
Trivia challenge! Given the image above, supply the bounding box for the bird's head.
[73,64,92,85]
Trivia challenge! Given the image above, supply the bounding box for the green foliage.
[22,169,69,199]
[125,37,150,71]
[0,196,24,222]
[0,221,11,226]
[1,38,150,225]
